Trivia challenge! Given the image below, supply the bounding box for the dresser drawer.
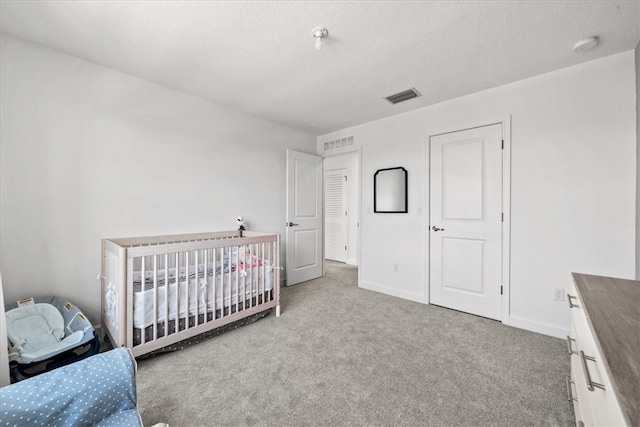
[568,279,628,426]
[568,322,595,427]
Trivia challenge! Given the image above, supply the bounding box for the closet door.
[324,168,348,263]
[429,123,503,320]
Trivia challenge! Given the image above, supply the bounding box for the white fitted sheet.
[127,263,273,329]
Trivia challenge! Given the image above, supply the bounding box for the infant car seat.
[5,296,100,381]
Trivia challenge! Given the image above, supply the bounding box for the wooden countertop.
[572,273,640,426]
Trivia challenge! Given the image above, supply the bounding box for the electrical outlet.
[554,288,564,301]
[393,263,400,272]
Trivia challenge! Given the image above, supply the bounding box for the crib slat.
[174,252,179,334]
[140,256,146,346]
[234,246,239,314]
[220,247,225,319]
[153,255,158,341]
[275,236,281,316]
[212,248,217,320]
[229,247,233,316]
[259,242,265,305]
[264,242,268,303]
[194,250,199,326]
[252,245,257,307]
[185,251,190,331]
[243,245,247,310]
[253,244,257,306]
[164,253,169,339]
[126,260,134,349]
[203,248,209,323]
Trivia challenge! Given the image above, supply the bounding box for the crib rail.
[102,231,280,357]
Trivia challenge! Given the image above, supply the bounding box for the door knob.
[286,222,299,227]
[431,225,445,232]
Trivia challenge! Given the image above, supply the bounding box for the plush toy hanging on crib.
[237,216,246,237]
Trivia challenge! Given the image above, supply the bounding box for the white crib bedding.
[130,263,273,329]
[131,259,234,290]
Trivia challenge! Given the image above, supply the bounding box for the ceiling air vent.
[384,88,421,104]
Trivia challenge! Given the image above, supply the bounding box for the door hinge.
[344,176,348,181]
[500,285,503,295]
[501,139,504,149]
[345,210,348,216]
[501,212,504,222]
[345,245,347,250]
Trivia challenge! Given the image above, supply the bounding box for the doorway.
[323,151,359,267]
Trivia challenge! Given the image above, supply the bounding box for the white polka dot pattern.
[0,348,143,427]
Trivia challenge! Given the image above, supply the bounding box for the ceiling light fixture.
[573,36,599,52]
[312,26,328,50]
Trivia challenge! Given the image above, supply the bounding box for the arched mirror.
[374,167,408,213]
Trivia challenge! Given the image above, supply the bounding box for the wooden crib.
[101,231,280,357]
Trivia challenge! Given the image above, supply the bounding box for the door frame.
[320,147,362,283]
[425,116,511,321]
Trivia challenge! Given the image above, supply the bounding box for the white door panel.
[429,124,502,320]
[441,238,484,294]
[286,150,323,285]
[442,139,484,219]
[294,229,318,268]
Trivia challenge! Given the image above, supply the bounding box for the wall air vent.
[323,136,354,152]
[384,88,422,104]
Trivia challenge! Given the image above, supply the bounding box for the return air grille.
[323,136,354,152]
[384,88,422,104]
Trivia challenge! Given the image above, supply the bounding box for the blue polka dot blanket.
[0,348,142,426]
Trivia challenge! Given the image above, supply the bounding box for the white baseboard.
[359,280,427,304]
[503,315,569,339]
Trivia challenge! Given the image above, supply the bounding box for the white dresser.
[567,273,639,427]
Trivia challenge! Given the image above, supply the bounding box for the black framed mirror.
[374,167,408,213]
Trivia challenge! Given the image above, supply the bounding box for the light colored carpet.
[136,261,574,426]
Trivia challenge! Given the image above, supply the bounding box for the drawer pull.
[565,376,578,402]
[579,350,606,391]
[567,294,580,308]
[566,336,577,355]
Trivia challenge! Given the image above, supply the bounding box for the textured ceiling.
[1,1,639,135]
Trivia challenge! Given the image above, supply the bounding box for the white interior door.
[286,150,323,285]
[429,124,503,320]
[324,168,348,262]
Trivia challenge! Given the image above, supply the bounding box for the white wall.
[0,35,316,324]
[323,152,359,265]
[320,51,637,337]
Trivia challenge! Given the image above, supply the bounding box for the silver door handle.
[431,225,445,232]
[286,222,299,227]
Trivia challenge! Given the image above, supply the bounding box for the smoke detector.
[573,37,598,52]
